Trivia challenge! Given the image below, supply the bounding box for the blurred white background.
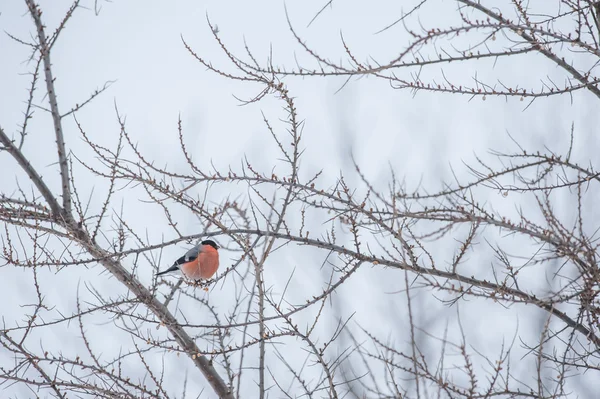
[1,1,599,397]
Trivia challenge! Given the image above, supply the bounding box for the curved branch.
[71,227,235,398]
[458,0,600,100]
[0,126,63,219]
[25,0,73,220]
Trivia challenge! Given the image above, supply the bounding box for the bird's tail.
[156,265,179,277]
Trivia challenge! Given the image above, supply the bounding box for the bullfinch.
[156,240,220,280]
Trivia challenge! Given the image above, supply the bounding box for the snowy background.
[1,1,599,397]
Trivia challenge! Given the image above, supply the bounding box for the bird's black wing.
[156,245,201,277]
[173,246,201,266]
[172,254,188,266]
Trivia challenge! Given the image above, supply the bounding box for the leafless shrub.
[1,1,600,398]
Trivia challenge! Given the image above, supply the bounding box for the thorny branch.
[2,1,600,398]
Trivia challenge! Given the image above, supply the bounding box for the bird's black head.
[201,240,219,250]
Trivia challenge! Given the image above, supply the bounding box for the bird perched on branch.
[156,240,220,280]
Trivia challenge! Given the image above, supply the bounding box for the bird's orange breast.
[180,246,219,280]
[198,246,219,279]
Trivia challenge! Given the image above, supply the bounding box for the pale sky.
[1,1,599,398]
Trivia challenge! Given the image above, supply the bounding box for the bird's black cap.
[201,240,219,250]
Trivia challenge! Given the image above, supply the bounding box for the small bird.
[156,240,220,280]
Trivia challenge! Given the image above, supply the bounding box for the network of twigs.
[1,1,600,398]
